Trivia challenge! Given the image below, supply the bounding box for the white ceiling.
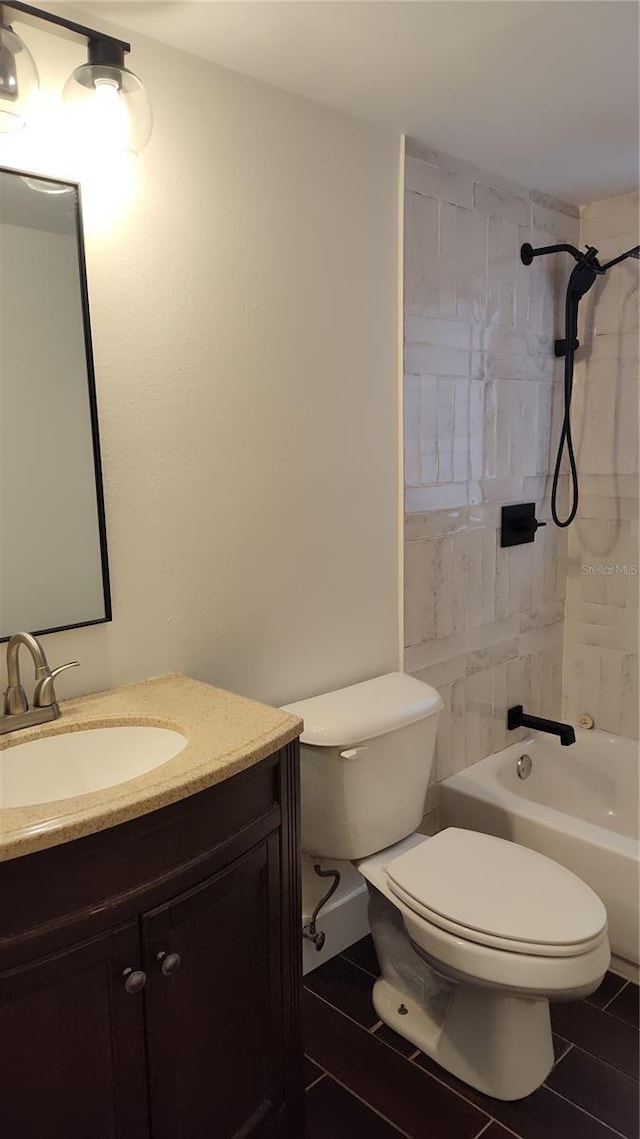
[86,1,638,204]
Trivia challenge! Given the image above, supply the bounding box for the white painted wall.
[0,17,402,706]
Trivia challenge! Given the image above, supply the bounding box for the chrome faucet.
[1,632,79,736]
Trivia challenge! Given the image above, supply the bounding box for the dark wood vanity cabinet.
[0,741,303,1139]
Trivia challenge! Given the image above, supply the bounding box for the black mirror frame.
[0,164,112,642]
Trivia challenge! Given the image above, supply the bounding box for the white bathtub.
[440,728,640,974]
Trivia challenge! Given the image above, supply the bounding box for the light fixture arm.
[0,1,152,152]
[0,1,130,57]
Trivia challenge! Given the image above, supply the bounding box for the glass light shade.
[21,175,74,195]
[62,62,152,155]
[0,23,39,132]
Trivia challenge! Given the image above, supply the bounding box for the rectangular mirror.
[0,166,111,641]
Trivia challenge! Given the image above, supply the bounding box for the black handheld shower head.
[568,246,600,301]
[520,238,639,528]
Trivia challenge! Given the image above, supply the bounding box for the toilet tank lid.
[281,672,442,747]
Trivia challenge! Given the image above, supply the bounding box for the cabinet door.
[0,921,149,1139]
[142,833,283,1139]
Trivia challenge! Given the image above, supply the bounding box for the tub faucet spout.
[507,705,576,746]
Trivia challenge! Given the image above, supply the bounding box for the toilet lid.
[385,829,607,953]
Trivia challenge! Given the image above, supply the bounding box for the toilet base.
[372,976,554,1101]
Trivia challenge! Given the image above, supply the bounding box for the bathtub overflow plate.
[517,753,532,780]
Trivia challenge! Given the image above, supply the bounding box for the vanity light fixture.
[0,5,38,132]
[0,1,152,153]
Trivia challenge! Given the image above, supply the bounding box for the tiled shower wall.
[403,142,579,797]
[563,192,639,738]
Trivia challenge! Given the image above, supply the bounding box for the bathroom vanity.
[0,674,303,1139]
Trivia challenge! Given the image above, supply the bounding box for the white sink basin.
[0,725,188,809]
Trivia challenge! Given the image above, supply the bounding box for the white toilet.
[283,672,610,1101]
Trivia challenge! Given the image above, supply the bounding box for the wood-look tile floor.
[304,936,640,1139]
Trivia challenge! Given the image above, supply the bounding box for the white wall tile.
[582,192,640,241]
[406,482,469,513]
[405,314,473,349]
[434,676,467,780]
[518,620,564,657]
[464,668,493,762]
[565,195,639,739]
[439,202,459,319]
[454,206,488,323]
[405,342,471,376]
[413,655,467,688]
[404,190,440,315]
[466,525,497,629]
[531,190,579,220]
[435,534,467,637]
[486,217,519,329]
[565,619,637,653]
[404,538,438,647]
[489,661,510,754]
[466,638,519,675]
[621,654,639,738]
[403,164,639,771]
[405,508,468,541]
[474,181,530,227]
[532,201,580,243]
[418,374,439,484]
[520,600,565,632]
[405,153,473,209]
[404,373,421,487]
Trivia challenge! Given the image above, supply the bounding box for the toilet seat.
[385,828,608,958]
[394,890,610,998]
[358,830,610,1000]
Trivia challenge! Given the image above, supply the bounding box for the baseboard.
[302,878,370,975]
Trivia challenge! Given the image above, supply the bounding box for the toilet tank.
[282,673,442,861]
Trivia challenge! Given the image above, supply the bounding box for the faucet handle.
[33,661,80,708]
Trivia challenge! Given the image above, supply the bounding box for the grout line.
[304,984,385,1034]
[307,987,492,1128]
[601,979,629,1012]
[587,995,639,1032]
[471,1119,495,1139]
[338,951,378,982]
[549,1041,574,1069]
[550,1037,638,1083]
[320,1073,414,1139]
[305,1072,327,1093]
[544,1085,630,1139]
[482,1122,522,1139]
[307,984,637,1137]
[407,1051,495,1119]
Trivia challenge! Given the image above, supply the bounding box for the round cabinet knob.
[123,968,147,994]
[157,951,181,976]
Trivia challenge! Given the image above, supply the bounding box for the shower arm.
[521,242,639,273]
[521,242,603,270]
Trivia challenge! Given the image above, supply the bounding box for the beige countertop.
[0,673,302,863]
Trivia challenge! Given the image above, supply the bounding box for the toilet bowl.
[357,829,608,1100]
[282,673,610,1101]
